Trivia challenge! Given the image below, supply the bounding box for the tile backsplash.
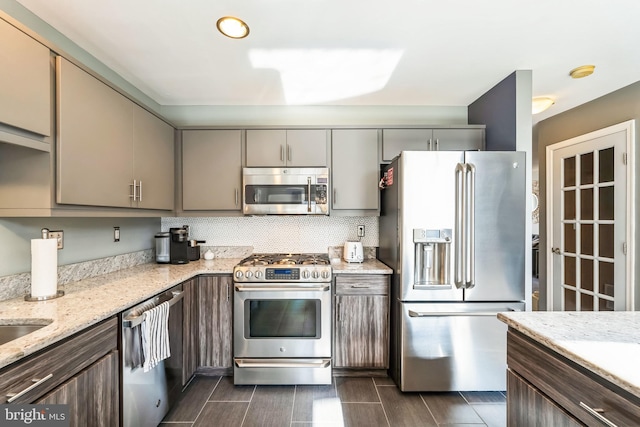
[161,216,378,254]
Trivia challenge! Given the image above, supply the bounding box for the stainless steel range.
[233,253,332,385]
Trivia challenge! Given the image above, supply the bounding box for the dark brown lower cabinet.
[182,277,199,384]
[197,275,233,371]
[334,275,389,369]
[0,318,118,424]
[506,329,640,427]
[37,352,119,427]
[507,369,581,427]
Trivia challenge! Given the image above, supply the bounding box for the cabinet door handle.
[280,145,284,162]
[235,189,239,207]
[307,177,312,213]
[287,145,292,162]
[7,374,53,402]
[427,139,432,151]
[579,402,618,427]
[138,180,143,202]
[351,285,370,288]
[129,179,137,201]
[434,139,439,151]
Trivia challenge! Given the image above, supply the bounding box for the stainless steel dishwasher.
[120,284,184,427]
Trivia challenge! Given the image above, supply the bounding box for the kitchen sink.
[0,321,51,346]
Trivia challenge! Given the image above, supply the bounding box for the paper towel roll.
[31,238,58,298]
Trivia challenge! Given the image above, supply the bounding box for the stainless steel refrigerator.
[379,151,526,391]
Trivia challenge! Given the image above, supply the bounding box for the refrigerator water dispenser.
[413,229,451,288]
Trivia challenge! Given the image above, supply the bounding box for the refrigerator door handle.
[454,163,466,288]
[465,163,476,289]
[409,310,500,317]
[409,306,522,317]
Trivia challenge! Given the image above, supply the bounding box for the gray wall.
[161,105,469,127]
[467,70,533,310]
[0,218,160,276]
[535,80,640,310]
[468,72,517,151]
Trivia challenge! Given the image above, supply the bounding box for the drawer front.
[335,275,389,295]
[0,317,117,404]
[507,330,640,427]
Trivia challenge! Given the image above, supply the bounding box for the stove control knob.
[235,270,243,279]
[302,270,310,279]
[255,270,263,279]
[312,270,320,279]
[246,271,253,279]
[321,270,330,279]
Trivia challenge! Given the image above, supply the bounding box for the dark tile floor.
[160,375,506,427]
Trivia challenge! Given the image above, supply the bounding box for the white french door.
[547,121,634,311]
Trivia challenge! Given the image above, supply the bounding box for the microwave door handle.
[307,177,312,212]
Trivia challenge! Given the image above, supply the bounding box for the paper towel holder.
[25,229,65,302]
[25,290,65,302]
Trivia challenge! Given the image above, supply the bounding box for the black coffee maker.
[169,227,189,264]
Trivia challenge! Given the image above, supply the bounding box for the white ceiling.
[14,0,640,123]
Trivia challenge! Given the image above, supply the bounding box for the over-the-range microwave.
[242,167,329,215]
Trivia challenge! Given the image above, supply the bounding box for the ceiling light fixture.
[532,96,555,114]
[216,16,250,39]
[569,65,595,79]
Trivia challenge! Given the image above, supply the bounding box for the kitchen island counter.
[498,311,640,399]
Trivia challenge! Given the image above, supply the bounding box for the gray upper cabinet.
[331,129,379,212]
[133,104,175,210]
[432,128,485,152]
[56,57,174,210]
[382,127,484,162]
[182,130,242,211]
[57,57,134,208]
[0,18,51,141]
[382,129,431,161]
[246,129,328,167]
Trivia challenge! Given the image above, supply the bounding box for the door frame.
[545,120,635,310]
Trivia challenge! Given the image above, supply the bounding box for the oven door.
[233,283,331,358]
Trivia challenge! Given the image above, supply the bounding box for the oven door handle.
[235,359,331,369]
[234,284,330,292]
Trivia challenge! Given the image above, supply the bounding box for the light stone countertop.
[330,258,392,274]
[0,258,240,370]
[0,257,391,370]
[498,311,640,398]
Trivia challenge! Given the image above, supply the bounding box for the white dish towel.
[141,301,171,372]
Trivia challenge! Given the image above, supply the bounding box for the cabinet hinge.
[623,152,628,165]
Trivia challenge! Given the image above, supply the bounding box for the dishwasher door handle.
[123,290,184,328]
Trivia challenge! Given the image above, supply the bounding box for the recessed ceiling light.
[216,16,250,39]
[532,96,555,114]
[569,65,595,79]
